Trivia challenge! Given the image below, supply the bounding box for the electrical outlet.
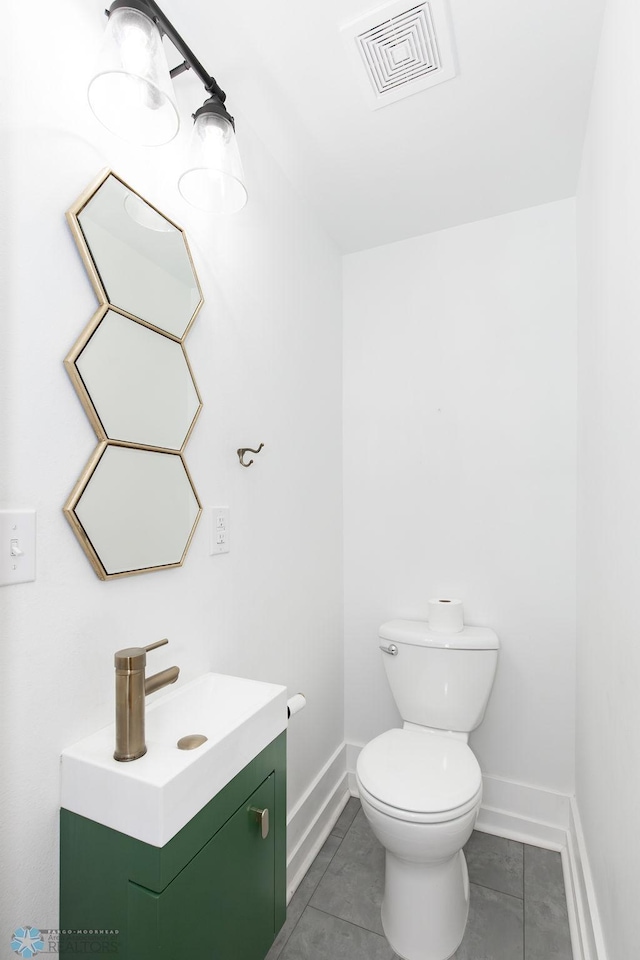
[209,507,230,555]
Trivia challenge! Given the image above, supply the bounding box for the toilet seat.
[357,728,483,824]
[357,778,482,824]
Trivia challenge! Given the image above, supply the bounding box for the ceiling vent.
[341,0,457,110]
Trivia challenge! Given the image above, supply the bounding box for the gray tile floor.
[267,798,573,960]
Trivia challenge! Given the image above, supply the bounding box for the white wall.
[576,0,640,956]
[0,1,342,931]
[343,200,577,794]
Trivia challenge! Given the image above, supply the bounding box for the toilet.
[356,619,499,960]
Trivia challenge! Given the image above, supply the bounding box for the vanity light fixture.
[89,0,247,214]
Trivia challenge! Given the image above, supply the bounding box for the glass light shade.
[88,6,179,146]
[178,112,248,214]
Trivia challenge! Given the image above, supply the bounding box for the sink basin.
[60,673,288,846]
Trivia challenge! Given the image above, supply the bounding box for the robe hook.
[237,443,264,467]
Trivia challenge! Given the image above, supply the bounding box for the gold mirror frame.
[66,169,204,340]
[65,443,202,581]
[64,304,203,452]
[64,169,203,580]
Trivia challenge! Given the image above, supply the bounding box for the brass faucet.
[114,638,180,762]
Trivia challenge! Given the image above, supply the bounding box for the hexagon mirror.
[65,305,202,451]
[64,444,201,580]
[67,170,203,340]
[65,169,204,580]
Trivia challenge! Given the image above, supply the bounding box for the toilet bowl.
[359,619,499,960]
[356,727,483,960]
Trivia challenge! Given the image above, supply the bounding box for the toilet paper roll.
[427,598,464,634]
[287,693,306,718]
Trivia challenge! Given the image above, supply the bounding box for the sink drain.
[177,734,208,750]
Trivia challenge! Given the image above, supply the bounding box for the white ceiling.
[169,0,605,252]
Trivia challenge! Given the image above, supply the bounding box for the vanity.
[60,674,288,959]
[59,172,288,957]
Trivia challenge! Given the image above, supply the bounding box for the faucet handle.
[144,638,169,653]
[115,639,169,672]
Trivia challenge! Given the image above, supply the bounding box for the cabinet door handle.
[250,807,269,839]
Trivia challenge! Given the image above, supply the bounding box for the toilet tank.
[379,620,499,733]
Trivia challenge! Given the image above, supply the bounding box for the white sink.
[60,673,288,847]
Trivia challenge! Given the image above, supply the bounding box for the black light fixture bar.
[107,0,228,105]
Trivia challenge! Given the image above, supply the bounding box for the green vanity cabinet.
[60,732,286,960]
[129,776,275,959]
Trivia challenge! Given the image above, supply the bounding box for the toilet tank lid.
[379,619,499,650]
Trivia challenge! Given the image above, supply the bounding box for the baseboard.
[346,741,604,960]
[346,742,362,796]
[286,742,350,902]
[476,774,570,849]
[565,798,609,960]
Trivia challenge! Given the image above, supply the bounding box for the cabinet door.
[130,774,276,960]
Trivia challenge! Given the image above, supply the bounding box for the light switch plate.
[0,509,36,585]
[209,506,230,555]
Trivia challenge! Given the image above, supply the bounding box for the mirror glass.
[76,173,202,339]
[70,445,201,578]
[69,307,201,450]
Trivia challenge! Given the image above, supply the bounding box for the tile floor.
[267,798,573,960]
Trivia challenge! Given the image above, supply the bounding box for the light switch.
[0,510,36,586]
[209,506,230,555]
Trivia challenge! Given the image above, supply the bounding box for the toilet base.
[381,849,470,960]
